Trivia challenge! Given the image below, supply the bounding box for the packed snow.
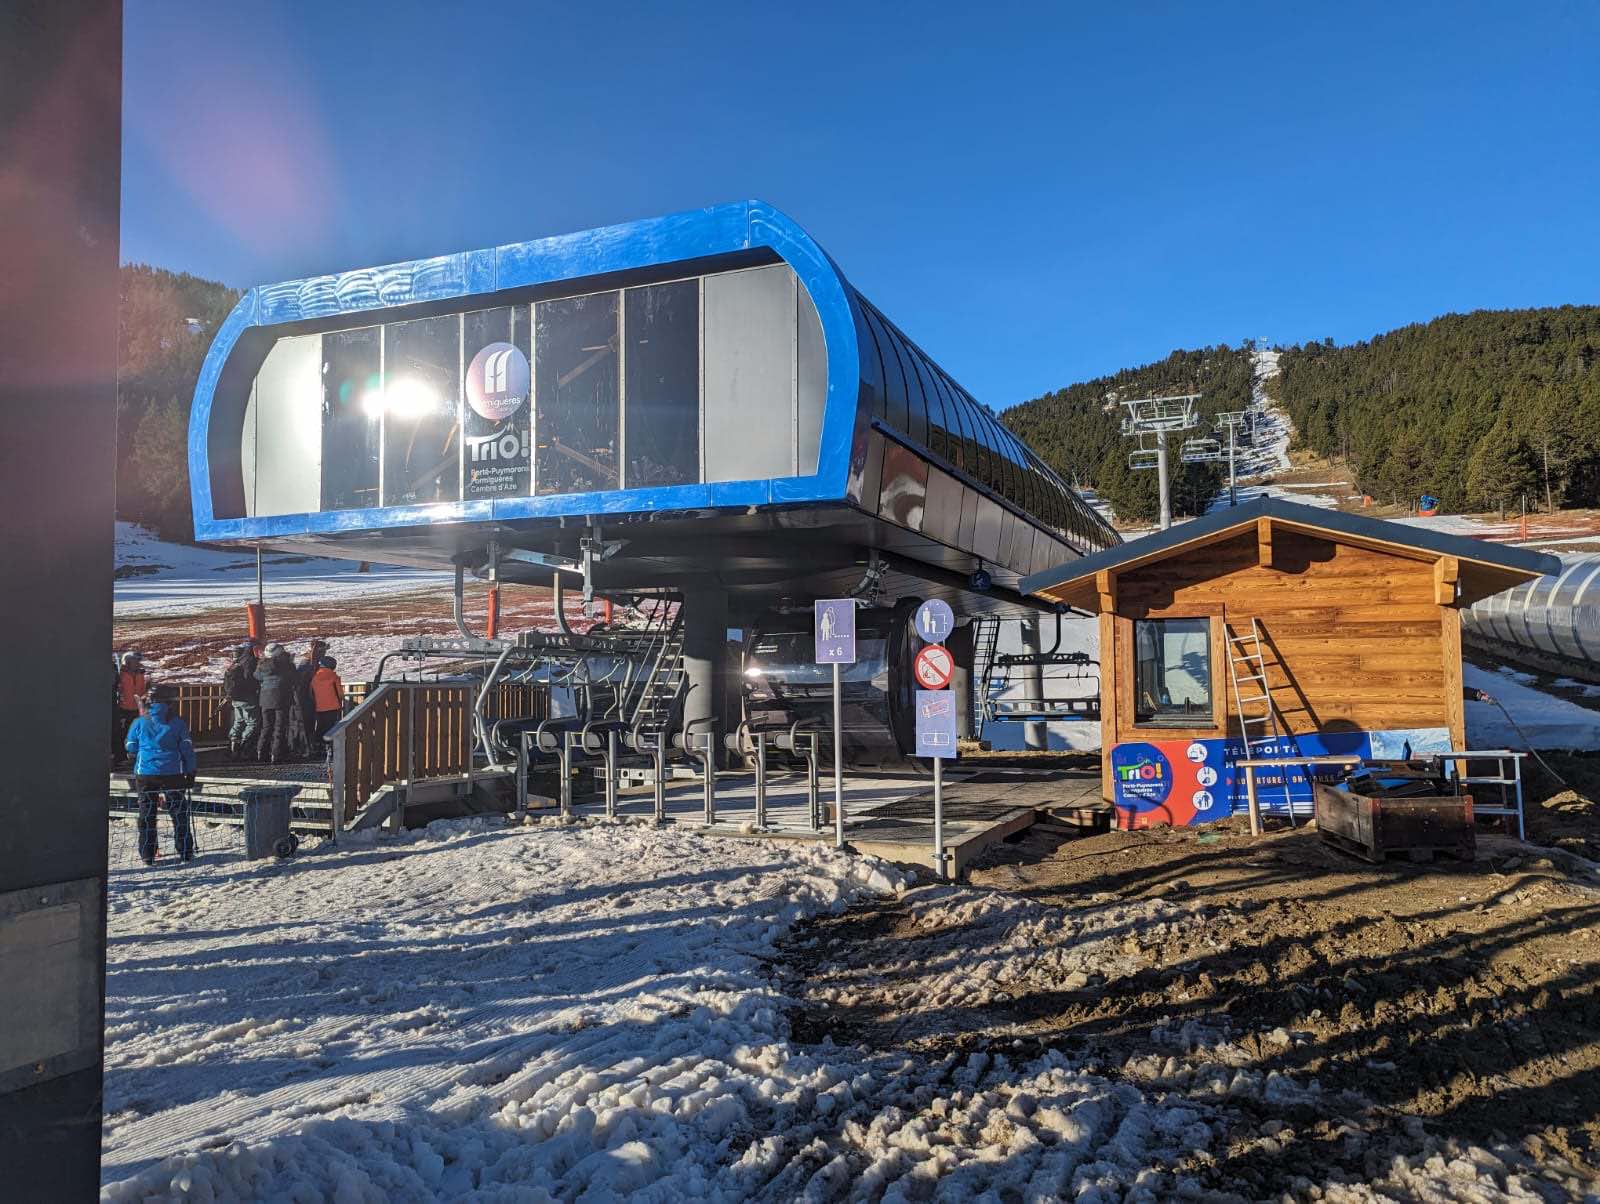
[102,820,910,1198]
[1242,346,1290,478]
[116,522,448,618]
[1465,663,1600,751]
[101,819,1588,1201]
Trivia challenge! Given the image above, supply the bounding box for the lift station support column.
[1023,616,1047,750]
[952,660,974,741]
[682,587,731,769]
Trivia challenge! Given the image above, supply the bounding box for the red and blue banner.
[1109,727,1451,828]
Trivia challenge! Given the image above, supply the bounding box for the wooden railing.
[168,683,232,742]
[164,681,376,743]
[327,680,548,828]
[151,676,549,830]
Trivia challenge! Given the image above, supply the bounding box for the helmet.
[266,643,285,657]
[121,651,143,668]
[321,656,337,670]
[148,683,177,704]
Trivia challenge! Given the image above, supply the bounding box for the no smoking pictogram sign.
[913,643,954,690]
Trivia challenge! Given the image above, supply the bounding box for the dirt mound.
[782,820,1600,1198]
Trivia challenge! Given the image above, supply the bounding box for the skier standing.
[255,644,296,764]
[223,642,260,760]
[309,655,345,751]
[124,683,197,864]
[112,651,147,767]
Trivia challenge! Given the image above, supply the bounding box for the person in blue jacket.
[124,683,198,864]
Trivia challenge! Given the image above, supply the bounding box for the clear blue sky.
[123,1,1600,408]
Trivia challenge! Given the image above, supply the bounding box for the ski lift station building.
[189,201,1113,591]
[186,201,1117,753]
[1020,498,1559,828]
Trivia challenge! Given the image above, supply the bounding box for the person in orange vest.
[112,651,148,768]
[309,655,345,752]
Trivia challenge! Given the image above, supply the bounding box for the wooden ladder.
[1226,619,1300,821]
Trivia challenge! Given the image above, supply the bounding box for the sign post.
[814,599,856,848]
[912,598,959,879]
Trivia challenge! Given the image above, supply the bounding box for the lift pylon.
[1120,393,1201,530]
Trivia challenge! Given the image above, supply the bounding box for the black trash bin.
[240,785,296,859]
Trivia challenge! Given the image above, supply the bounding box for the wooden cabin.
[1020,498,1559,827]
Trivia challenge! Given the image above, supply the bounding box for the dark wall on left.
[0,1,121,1196]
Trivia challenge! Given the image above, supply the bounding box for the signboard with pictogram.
[914,689,957,758]
[913,598,955,644]
[813,599,856,665]
[913,643,954,690]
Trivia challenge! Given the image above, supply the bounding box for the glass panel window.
[854,308,886,422]
[999,424,1019,502]
[865,307,908,434]
[536,291,619,495]
[1134,617,1213,726]
[969,395,993,488]
[625,280,700,487]
[320,327,381,511]
[463,306,532,498]
[943,375,972,472]
[912,351,946,459]
[895,336,929,449]
[382,315,461,506]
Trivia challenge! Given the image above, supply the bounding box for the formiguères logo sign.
[466,342,529,422]
[1110,743,1173,806]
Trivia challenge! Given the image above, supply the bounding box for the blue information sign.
[814,599,856,664]
[913,598,956,644]
[914,689,958,758]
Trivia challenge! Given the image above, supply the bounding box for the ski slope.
[116,522,449,619]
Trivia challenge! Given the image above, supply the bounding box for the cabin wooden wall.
[1097,528,1463,798]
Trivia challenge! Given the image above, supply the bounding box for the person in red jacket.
[112,651,147,767]
[309,655,345,751]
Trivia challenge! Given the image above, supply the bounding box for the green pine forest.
[1002,306,1600,522]
[118,264,240,539]
[1272,307,1600,514]
[1001,347,1253,524]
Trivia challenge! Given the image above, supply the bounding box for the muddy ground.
[781,767,1600,1200]
[113,586,567,679]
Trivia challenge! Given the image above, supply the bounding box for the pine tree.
[1466,422,1540,516]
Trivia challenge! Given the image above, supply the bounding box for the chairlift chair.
[980,648,1101,724]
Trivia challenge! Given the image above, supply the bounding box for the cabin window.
[1133,617,1213,726]
[535,292,620,496]
[463,306,532,499]
[320,327,382,511]
[381,314,462,506]
[234,263,833,516]
[624,281,699,487]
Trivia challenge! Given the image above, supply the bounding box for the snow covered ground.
[116,522,449,619]
[1242,346,1289,478]
[102,820,909,1198]
[100,818,1586,1202]
[1466,663,1600,751]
